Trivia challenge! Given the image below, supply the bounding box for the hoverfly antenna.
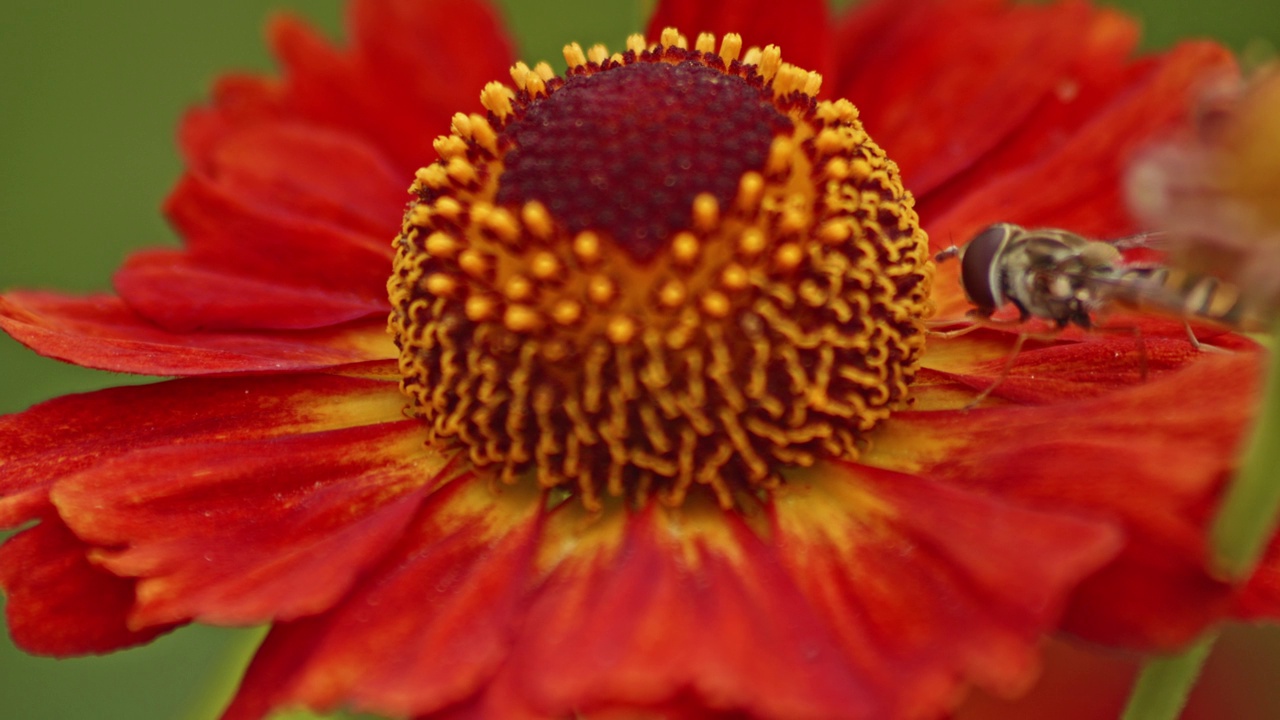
[934,244,961,263]
[1110,229,1168,252]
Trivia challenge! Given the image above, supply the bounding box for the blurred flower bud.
[1127,62,1280,312]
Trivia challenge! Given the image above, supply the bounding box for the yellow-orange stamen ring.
[388,29,933,511]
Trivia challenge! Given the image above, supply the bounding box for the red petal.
[224,457,1117,719]
[832,1,1234,251]
[479,478,1116,720]
[179,74,285,167]
[766,464,1121,714]
[0,373,403,527]
[113,249,385,332]
[52,420,452,627]
[0,291,393,375]
[834,0,1137,201]
[481,502,882,720]
[0,519,175,655]
[220,474,544,720]
[924,40,1235,247]
[195,121,402,236]
[162,128,400,303]
[647,0,833,79]
[919,323,1221,406]
[267,0,515,176]
[872,353,1260,648]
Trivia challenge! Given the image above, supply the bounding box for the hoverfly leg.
[1182,321,1232,354]
[1092,322,1149,382]
[1183,321,1203,351]
[926,321,985,340]
[963,332,1031,411]
[926,311,1025,340]
[928,315,1055,409]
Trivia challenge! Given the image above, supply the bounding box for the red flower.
[1,1,1277,718]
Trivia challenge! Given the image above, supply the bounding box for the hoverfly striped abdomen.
[1111,265,1262,331]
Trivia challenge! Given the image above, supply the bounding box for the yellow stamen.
[719,33,743,64]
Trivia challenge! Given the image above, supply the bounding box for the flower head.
[2,1,1278,719]
[1128,61,1280,313]
[389,31,931,509]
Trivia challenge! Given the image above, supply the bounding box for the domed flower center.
[388,29,933,510]
[496,60,793,261]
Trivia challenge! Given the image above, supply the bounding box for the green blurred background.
[1,1,1278,718]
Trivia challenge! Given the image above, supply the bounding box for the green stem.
[1121,320,1280,719]
[1211,326,1280,578]
[1120,634,1218,720]
[185,627,266,720]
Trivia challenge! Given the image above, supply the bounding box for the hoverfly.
[937,222,1268,332]
[934,222,1268,405]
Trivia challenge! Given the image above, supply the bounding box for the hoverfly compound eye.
[960,223,1011,313]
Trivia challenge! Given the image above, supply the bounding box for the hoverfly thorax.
[953,223,1122,328]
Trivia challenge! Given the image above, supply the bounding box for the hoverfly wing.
[1059,266,1183,311]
